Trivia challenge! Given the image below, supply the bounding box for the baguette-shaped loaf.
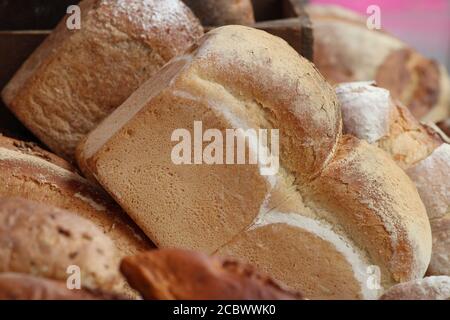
[0,134,152,257]
[77,26,431,299]
[182,0,255,26]
[379,276,450,300]
[121,249,302,300]
[2,0,203,159]
[336,82,450,276]
[0,273,124,300]
[308,4,450,123]
[0,198,120,291]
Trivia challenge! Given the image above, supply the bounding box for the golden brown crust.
[182,0,255,26]
[376,48,442,120]
[0,135,153,259]
[0,273,125,300]
[2,0,203,159]
[0,134,75,172]
[78,26,432,299]
[120,249,302,300]
[0,197,120,291]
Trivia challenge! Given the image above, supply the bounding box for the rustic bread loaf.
[0,134,152,258]
[307,4,450,123]
[0,197,120,291]
[77,26,431,299]
[438,119,450,137]
[1,0,203,159]
[336,81,450,276]
[380,276,450,300]
[121,249,302,300]
[182,0,254,26]
[0,273,124,300]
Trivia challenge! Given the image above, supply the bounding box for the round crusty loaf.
[0,134,153,258]
[336,81,450,276]
[380,276,450,300]
[1,0,203,159]
[182,0,255,26]
[307,4,450,123]
[0,273,124,300]
[0,197,120,291]
[120,248,302,300]
[77,26,431,299]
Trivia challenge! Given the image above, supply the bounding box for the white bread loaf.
[1,0,203,159]
[0,134,153,258]
[336,81,450,276]
[307,4,450,123]
[0,197,120,291]
[77,26,432,299]
[182,0,255,26]
[380,276,450,300]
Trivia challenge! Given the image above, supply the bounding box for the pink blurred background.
[311,0,450,69]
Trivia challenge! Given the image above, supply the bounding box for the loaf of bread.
[380,276,450,300]
[0,197,121,291]
[438,119,450,137]
[336,81,450,276]
[182,0,254,26]
[0,273,124,300]
[307,4,450,123]
[121,249,302,300]
[0,134,152,258]
[1,0,203,159]
[77,26,432,299]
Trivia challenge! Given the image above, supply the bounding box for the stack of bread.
[0,0,448,300]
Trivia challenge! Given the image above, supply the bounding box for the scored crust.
[120,249,302,300]
[336,81,450,276]
[77,26,431,299]
[1,0,203,159]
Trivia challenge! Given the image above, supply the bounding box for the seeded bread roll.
[182,0,254,26]
[336,81,450,276]
[0,197,120,291]
[0,135,152,258]
[380,276,450,300]
[308,4,450,123]
[1,0,203,159]
[0,273,124,300]
[121,249,302,300]
[77,26,431,299]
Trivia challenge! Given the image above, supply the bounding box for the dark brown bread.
[120,249,302,300]
[0,273,125,300]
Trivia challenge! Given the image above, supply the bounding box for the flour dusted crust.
[0,198,120,291]
[78,26,431,299]
[182,0,255,26]
[1,0,203,159]
[336,81,450,277]
[120,249,302,300]
[309,4,450,122]
[0,273,124,300]
[380,276,450,300]
[0,135,152,258]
